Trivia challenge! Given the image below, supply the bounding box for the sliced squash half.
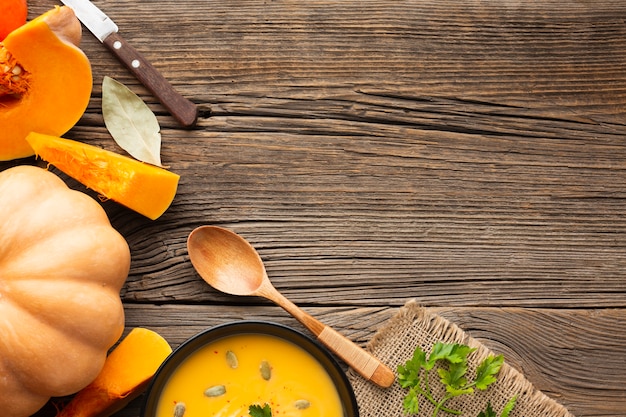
[0,6,92,161]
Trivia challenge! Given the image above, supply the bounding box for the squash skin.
[0,165,131,417]
[0,6,92,161]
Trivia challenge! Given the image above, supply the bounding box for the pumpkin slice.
[56,328,172,417]
[26,133,180,220]
[0,6,92,161]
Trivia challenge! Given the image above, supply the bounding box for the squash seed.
[204,384,226,397]
[173,402,186,417]
[260,360,272,380]
[295,399,311,410]
[226,350,238,368]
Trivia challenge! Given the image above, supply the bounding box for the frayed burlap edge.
[348,300,575,417]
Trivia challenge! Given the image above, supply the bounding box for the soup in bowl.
[142,321,359,417]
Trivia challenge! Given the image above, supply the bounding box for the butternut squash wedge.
[0,6,92,161]
[26,132,180,220]
[56,328,172,417]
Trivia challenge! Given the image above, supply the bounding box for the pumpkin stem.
[0,42,30,97]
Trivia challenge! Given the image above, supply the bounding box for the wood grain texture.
[8,1,626,416]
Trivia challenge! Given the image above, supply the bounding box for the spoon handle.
[316,323,396,388]
[264,286,395,388]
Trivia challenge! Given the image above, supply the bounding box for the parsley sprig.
[397,342,505,416]
[249,403,272,417]
[478,397,518,417]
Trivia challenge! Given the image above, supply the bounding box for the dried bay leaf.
[102,76,162,166]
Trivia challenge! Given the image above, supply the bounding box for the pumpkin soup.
[156,333,344,417]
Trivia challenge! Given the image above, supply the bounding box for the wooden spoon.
[187,225,395,388]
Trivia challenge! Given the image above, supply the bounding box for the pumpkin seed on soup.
[260,360,272,380]
[295,399,311,410]
[226,350,238,368]
[173,402,186,417]
[204,384,227,397]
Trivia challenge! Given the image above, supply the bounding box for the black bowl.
[142,321,359,417]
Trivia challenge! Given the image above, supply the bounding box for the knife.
[60,0,198,128]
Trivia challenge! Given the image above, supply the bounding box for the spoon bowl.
[187,225,265,296]
[187,225,395,388]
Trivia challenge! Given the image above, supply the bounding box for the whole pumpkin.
[0,165,131,417]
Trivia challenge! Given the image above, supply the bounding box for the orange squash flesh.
[0,0,27,41]
[0,6,92,161]
[56,328,172,417]
[26,133,180,220]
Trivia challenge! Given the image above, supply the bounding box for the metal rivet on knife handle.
[60,0,198,127]
[102,33,198,128]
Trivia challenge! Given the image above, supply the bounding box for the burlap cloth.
[347,300,575,417]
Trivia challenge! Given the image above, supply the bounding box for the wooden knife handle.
[103,32,198,128]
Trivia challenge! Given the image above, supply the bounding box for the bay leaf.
[102,76,162,166]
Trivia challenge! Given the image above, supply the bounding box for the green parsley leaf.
[428,343,475,369]
[397,347,426,388]
[397,342,508,417]
[249,403,272,417]
[402,388,420,414]
[438,360,469,391]
[477,396,517,417]
[477,402,496,417]
[474,354,504,390]
[500,396,518,417]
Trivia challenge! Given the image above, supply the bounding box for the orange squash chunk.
[0,6,92,161]
[26,133,180,220]
[56,328,172,417]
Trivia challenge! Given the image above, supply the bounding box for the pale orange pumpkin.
[0,165,131,417]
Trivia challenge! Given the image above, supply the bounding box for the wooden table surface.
[7,0,626,416]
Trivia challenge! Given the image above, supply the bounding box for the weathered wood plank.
[10,1,626,417]
[52,0,626,121]
[26,0,626,125]
[113,117,626,308]
[39,0,623,309]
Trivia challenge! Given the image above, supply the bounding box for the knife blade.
[60,0,198,127]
